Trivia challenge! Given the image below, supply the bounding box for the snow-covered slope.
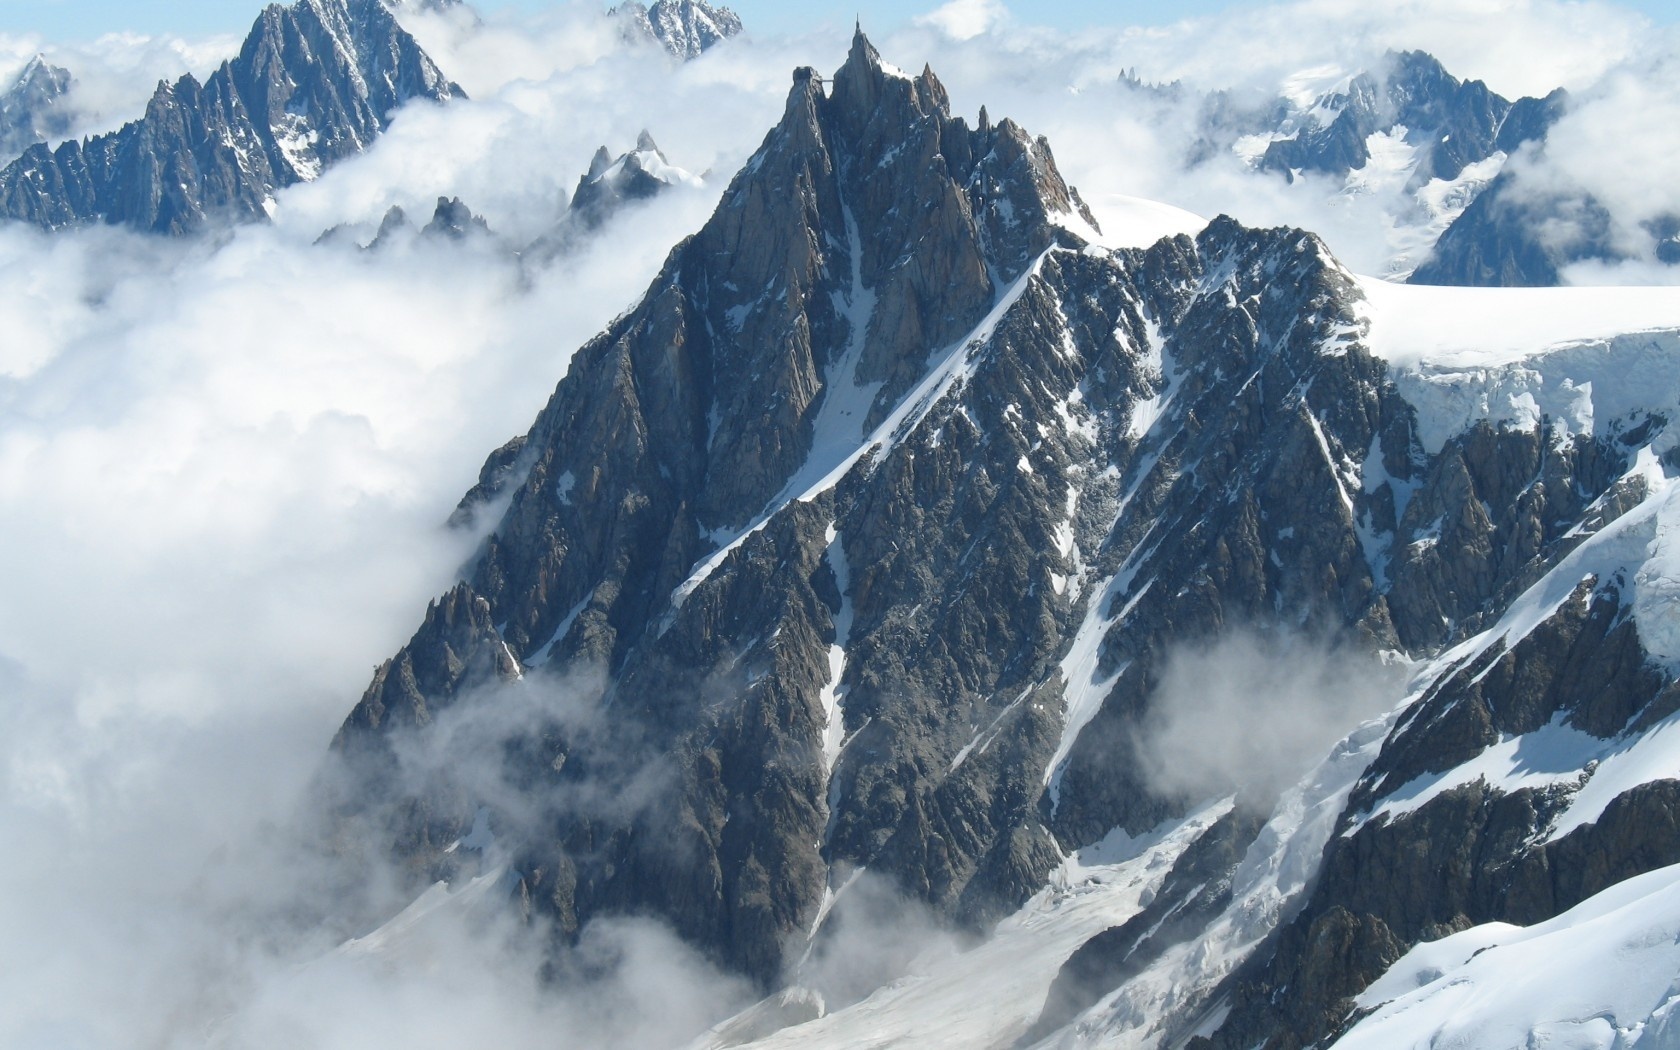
[693,805,1229,1050]
[1340,863,1680,1050]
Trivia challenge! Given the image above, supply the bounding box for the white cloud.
[1130,632,1408,806]
[912,0,1011,42]
[1501,30,1680,266]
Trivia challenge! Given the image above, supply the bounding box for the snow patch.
[1359,274,1680,369]
[1343,128,1417,197]
[819,523,853,775]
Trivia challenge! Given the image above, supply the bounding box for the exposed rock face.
[324,30,1680,1050]
[337,583,522,741]
[0,57,74,165]
[0,0,460,234]
[612,0,744,60]
[330,30,1109,985]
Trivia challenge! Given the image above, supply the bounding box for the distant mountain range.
[1194,48,1676,285]
[0,0,742,236]
[0,0,460,234]
[613,0,744,60]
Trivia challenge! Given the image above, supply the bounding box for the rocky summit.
[0,0,460,234]
[324,30,1680,1050]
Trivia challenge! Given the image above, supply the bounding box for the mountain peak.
[326,37,1127,984]
[586,144,614,179]
[14,55,52,84]
[832,26,894,112]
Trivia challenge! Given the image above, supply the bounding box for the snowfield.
[1341,862,1680,1050]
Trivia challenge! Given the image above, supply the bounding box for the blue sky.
[4,0,1674,45]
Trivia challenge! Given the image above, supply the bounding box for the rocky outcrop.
[0,0,460,234]
[336,583,521,742]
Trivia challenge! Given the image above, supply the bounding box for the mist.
[1132,632,1410,807]
[0,0,1674,1046]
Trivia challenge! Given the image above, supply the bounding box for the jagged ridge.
[0,0,460,234]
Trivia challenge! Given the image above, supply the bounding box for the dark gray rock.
[420,195,491,239]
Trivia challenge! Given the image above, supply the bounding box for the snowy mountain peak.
[612,0,743,60]
[521,133,700,262]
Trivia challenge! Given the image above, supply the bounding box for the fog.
[1,0,1675,1046]
[1131,632,1410,808]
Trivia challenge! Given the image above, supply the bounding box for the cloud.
[1496,31,1680,270]
[913,0,1011,42]
[790,870,970,1013]
[1130,631,1408,807]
